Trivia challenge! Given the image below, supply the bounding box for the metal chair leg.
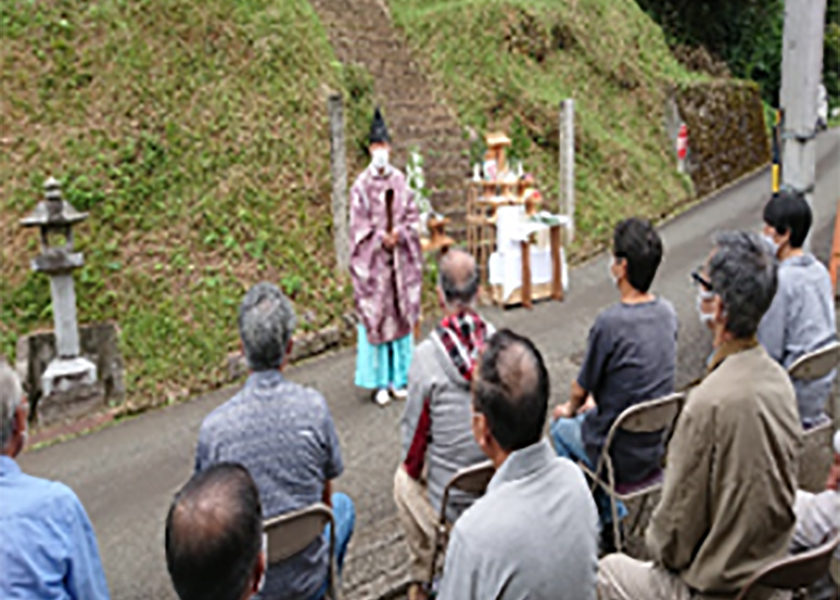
[608,462,622,553]
[626,494,649,541]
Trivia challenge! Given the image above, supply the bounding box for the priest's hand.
[382,231,398,251]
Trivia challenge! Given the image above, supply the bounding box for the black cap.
[369,107,391,145]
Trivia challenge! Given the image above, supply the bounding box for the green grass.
[389,0,706,255]
[1,0,371,406]
[1,0,724,410]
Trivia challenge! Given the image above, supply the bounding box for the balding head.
[438,248,479,309]
[166,464,264,600]
[472,329,549,452]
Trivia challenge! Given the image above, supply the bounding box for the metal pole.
[328,93,350,273]
[779,0,826,251]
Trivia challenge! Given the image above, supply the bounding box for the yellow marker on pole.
[771,109,782,194]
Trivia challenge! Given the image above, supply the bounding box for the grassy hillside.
[0,0,370,405]
[2,0,728,410]
[389,0,703,255]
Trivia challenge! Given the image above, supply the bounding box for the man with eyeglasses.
[599,231,800,600]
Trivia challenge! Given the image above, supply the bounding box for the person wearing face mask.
[598,231,801,600]
[549,218,677,551]
[349,107,423,407]
[0,363,111,599]
[757,189,837,427]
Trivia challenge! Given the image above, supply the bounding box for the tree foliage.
[636,0,839,108]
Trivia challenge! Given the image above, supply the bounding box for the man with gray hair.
[599,231,802,600]
[395,249,493,600]
[195,282,355,600]
[0,363,110,599]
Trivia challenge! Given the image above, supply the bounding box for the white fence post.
[328,93,350,274]
[559,98,575,243]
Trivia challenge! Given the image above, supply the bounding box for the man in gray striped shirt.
[195,282,355,600]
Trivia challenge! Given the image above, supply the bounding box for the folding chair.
[427,460,495,588]
[734,530,840,600]
[264,502,340,599]
[578,392,686,553]
[787,341,840,436]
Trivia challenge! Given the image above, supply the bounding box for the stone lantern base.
[42,356,97,397]
[16,322,124,427]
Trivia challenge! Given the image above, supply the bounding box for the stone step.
[311,0,472,249]
[383,107,454,127]
[397,144,468,162]
[395,123,464,138]
[385,99,452,115]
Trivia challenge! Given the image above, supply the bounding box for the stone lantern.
[20,177,97,396]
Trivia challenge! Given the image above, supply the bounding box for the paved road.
[18,130,840,600]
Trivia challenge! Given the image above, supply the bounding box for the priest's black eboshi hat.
[369,107,391,145]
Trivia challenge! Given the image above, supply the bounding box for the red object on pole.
[676,123,688,160]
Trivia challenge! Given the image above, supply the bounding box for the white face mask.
[762,233,779,257]
[257,534,267,593]
[696,288,716,326]
[608,258,619,287]
[371,148,389,172]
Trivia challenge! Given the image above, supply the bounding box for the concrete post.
[559,99,576,243]
[779,0,826,251]
[329,93,350,274]
[49,274,80,358]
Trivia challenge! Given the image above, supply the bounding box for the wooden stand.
[465,131,565,308]
[420,216,455,254]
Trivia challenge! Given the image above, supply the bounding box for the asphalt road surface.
[18,129,840,599]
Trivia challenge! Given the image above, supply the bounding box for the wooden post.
[550,225,564,301]
[520,241,533,309]
[830,197,840,297]
[328,93,350,274]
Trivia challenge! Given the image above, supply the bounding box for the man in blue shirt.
[0,363,110,600]
[195,283,355,600]
[759,190,837,426]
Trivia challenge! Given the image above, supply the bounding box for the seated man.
[166,463,266,600]
[790,429,840,600]
[395,249,492,600]
[599,231,802,600]
[438,329,599,600]
[550,218,677,533]
[195,282,355,600]
[759,189,837,426]
[0,363,110,599]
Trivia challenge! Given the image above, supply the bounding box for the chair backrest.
[447,460,495,496]
[735,530,840,600]
[603,392,686,450]
[263,502,334,565]
[594,392,685,479]
[787,341,840,381]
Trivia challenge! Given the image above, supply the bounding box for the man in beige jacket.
[599,231,802,599]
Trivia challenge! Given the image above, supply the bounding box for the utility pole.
[779,0,826,251]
